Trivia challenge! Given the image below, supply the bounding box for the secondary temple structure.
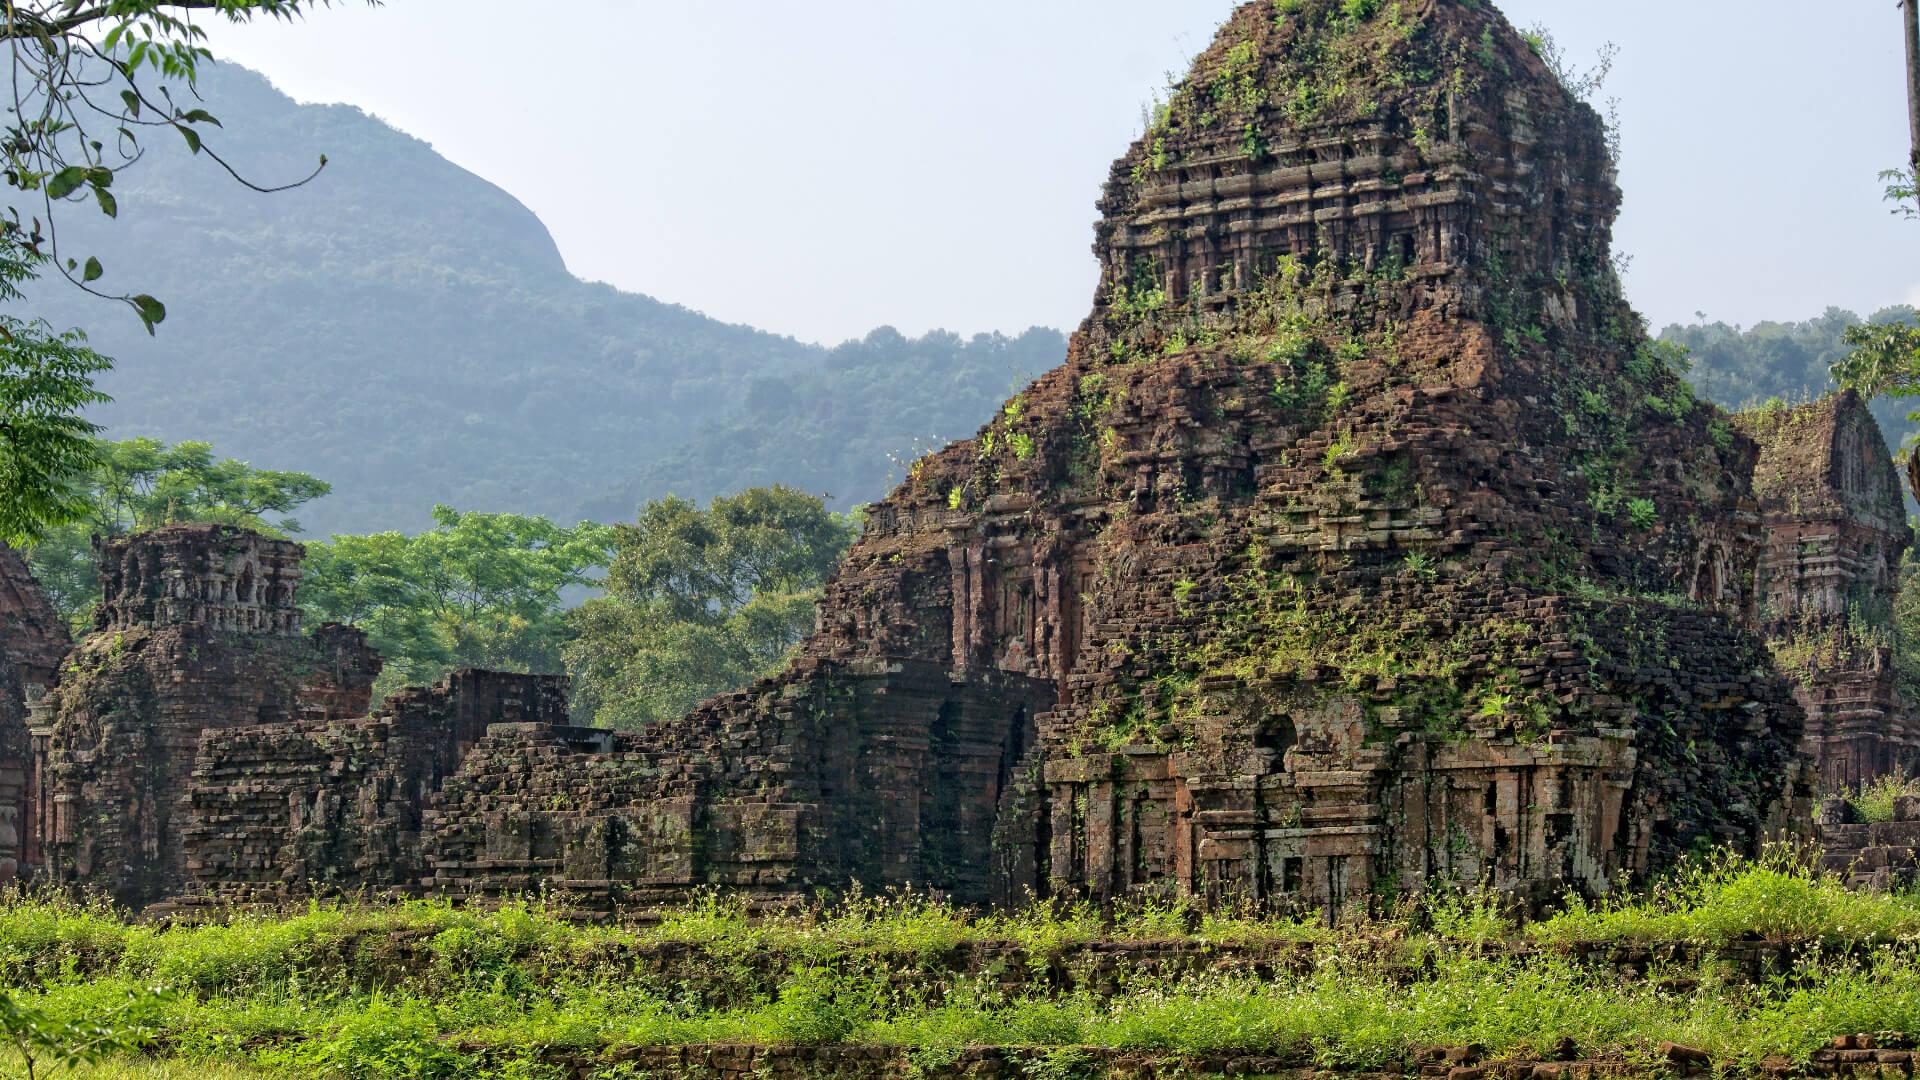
[0,0,1914,912]
[1739,393,1920,792]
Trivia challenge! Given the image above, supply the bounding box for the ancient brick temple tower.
[422,0,1810,911]
[35,525,382,908]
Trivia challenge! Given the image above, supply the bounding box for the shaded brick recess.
[1738,392,1920,794]
[1,0,1916,913]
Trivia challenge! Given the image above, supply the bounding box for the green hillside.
[15,63,1062,536]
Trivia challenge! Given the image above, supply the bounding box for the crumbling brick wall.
[184,670,567,902]
[0,545,69,695]
[425,659,1054,908]
[1819,795,1920,891]
[1738,392,1919,794]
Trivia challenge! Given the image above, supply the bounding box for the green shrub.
[1848,773,1920,824]
[271,996,474,1079]
[1531,849,1920,947]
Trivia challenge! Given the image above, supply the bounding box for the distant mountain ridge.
[15,63,1062,535]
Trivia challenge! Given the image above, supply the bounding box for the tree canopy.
[1663,307,1920,458]
[301,507,614,702]
[565,487,857,731]
[24,433,328,624]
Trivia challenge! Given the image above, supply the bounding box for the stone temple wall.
[1738,392,1920,794]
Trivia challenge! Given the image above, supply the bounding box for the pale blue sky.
[206,1,1914,345]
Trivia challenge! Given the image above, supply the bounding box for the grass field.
[0,852,1912,1078]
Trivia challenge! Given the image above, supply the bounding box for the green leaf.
[177,126,202,155]
[94,187,118,219]
[87,168,113,189]
[131,294,167,335]
[178,109,222,128]
[83,257,103,284]
[119,90,141,119]
[45,167,87,200]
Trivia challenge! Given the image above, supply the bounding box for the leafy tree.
[0,0,367,543]
[1664,308,1920,461]
[1838,4,1920,484]
[0,984,171,1080]
[1833,322,1920,403]
[565,487,857,731]
[24,434,330,625]
[0,249,110,546]
[1834,320,1920,498]
[301,507,614,701]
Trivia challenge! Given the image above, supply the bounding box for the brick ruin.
[1738,392,1920,793]
[184,669,570,904]
[31,525,385,907]
[0,0,1914,912]
[437,0,1814,911]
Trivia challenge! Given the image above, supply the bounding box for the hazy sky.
[205,1,1914,346]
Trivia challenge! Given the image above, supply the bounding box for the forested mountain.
[13,63,1061,536]
[580,327,1061,521]
[1665,306,1920,450]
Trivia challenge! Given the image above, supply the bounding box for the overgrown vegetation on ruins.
[0,855,1910,1078]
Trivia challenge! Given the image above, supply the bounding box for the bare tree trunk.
[1906,0,1920,214]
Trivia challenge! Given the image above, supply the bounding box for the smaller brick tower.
[92,523,307,636]
[1740,392,1920,793]
[38,525,380,907]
